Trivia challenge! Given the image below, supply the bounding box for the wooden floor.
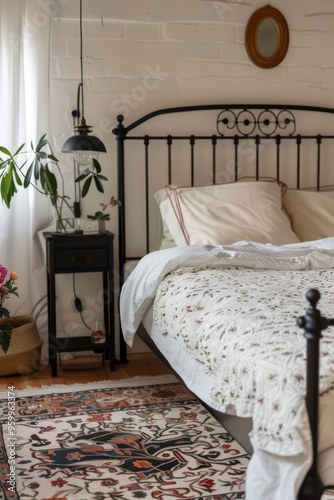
[2,353,173,390]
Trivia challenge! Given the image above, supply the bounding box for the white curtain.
[0,0,53,362]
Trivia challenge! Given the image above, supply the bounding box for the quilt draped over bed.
[120,240,334,496]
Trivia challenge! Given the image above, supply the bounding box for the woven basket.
[0,315,42,376]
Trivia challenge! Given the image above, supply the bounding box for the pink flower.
[0,264,8,284]
[0,285,9,296]
[99,196,121,212]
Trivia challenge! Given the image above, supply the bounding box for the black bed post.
[113,114,128,363]
[296,289,329,499]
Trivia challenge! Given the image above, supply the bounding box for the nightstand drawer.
[55,248,108,271]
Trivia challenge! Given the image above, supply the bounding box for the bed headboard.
[113,103,334,282]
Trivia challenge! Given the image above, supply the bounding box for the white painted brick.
[164,23,200,41]
[235,25,245,45]
[250,66,289,83]
[51,37,67,57]
[84,20,125,39]
[311,46,334,67]
[52,19,77,38]
[220,42,248,64]
[57,0,248,23]
[304,0,334,15]
[51,56,77,78]
[289,66,326,84]
[127,77,167,94]
[310,87,334,107]
[290,30,332,47]
[145,42,184,60]
[201,23,234,42]
[126,23,161,41]
[209,62,251,79]
[162,76,182,95]
[184,41,220,59]
[68,37,110,58]
[324,68,334,87]
[87,78,127,93]
[175,60,209,78]
[53,56,105,79]
[109,40,146,58]
[105,58,140,77]
[138,60,177,79]
[283,47,312,66]
[83,57,106,77]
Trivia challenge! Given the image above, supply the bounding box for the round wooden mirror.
[245,5,289,69]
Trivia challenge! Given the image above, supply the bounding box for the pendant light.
[61,0,106,158]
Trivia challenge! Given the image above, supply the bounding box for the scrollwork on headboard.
[216,108,296,137]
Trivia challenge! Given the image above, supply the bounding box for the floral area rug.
[0,375,249,500]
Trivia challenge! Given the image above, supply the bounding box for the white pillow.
[283,189,334,241]
[158,181,299,246]
[154,187,176,249]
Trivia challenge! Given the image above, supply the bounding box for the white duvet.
[120,239,334,500]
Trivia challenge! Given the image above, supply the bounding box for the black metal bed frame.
[113,104,334,499]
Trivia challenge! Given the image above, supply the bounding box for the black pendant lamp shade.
[62,117,107,154]
[61,0,106,155]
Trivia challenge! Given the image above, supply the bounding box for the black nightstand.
[44,231,115,377]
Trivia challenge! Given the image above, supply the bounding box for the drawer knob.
[71,255,92,263]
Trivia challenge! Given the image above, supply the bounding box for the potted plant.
[87,196,121,233]
[0,265,42,374]
[0,264,19,353]
[0,135,108,232]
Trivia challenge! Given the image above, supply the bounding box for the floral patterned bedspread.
[153,264,334,456]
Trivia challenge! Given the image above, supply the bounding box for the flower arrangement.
[0,265,19,353]
[87,196,121,221]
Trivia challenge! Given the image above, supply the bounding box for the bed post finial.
[112,115,125,138]
[297,289,328,337]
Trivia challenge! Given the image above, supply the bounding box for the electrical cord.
[31,295,48,321]
[72,273,91,331]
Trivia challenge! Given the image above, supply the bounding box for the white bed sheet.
[121,240,334,499]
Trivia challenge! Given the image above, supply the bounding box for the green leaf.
[40,167,46,191]
[0,159,10,170]
[44,166,58,203]
[1,170,17,207]
[0,325,12,354]
[13,166,23,186]
[75,172,88,183]
[92,158,102,173]
[0,307,10,318]
[94,175,104,193]
[48,154,59,162]
[24,162,34,187]
[13,143,25,156]
[81,176,92,197]
[33,158,40,180]
[0,146,11,156]
[36,151,48,159]
[0,177,10,207]
[36,135,48,151]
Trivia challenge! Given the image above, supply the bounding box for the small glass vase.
[56,218,75,233]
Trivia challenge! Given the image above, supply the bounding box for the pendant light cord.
[79,0,84,119]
